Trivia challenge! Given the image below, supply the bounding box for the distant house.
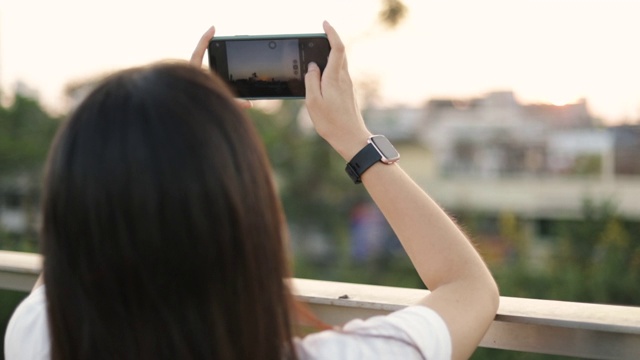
[420,91,606,178]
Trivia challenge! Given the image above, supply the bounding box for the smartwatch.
[345,135,400,184]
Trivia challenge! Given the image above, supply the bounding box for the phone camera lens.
[268,41,277,49]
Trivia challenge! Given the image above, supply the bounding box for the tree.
[248,102,369,273]
[0,93,60,248]
[0,95,59,175]
[379,0,408,28]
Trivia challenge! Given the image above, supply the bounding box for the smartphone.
[208,34,330,99]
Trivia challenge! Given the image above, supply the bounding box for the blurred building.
[363,106,425,142]
[419,91,612,178]
[352,93,640,269]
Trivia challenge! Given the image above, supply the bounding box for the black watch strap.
[345,143,381,184]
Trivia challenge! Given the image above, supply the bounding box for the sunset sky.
[225,39,300,81]
[1,0,639,124]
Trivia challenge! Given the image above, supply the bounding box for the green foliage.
[0,227,39,253]
[248,102,369,272]
[0,94,60,244]
[489,199,640,306]
[550,200,640,305]
[250,102,350,228]
[462,201,640,359]
[0,94,60,177]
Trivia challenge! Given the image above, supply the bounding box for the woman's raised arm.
[305,21,499,360]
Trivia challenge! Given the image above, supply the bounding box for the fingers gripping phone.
[208,34,330,99]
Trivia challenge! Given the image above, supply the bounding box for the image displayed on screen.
[225,39,303,97]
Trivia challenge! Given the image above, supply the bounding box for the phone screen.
[209,35,329,99]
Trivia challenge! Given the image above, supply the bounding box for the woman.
[5,22,498,359]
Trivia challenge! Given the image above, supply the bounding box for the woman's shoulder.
[4,286,50,360]
[295,305,451,360]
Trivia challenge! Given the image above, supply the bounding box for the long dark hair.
[41,62,297,359]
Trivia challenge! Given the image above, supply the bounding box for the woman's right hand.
[304,21,372,162]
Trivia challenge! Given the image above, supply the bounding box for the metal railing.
[2,250,639,359]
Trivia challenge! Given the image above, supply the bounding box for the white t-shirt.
[5,286,451,360]
[295,306,451,359]
[4,286,50,360]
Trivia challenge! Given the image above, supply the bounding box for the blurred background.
[1,1,639,359]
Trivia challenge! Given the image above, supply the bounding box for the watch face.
[370,135,400,162]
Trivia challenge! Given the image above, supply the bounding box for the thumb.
[304,62,322,101]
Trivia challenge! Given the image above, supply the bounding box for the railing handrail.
[292,278,640,359]
[2,250,639,359]
[0,250,42,293]
[292,278,640,334]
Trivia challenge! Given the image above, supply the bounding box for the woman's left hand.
[190,26,216,67]
[190,26,252,109]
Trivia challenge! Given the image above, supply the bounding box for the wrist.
[344,135,401,184]
[328,131,373,161]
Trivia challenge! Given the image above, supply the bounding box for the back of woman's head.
[42,62,296,360]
